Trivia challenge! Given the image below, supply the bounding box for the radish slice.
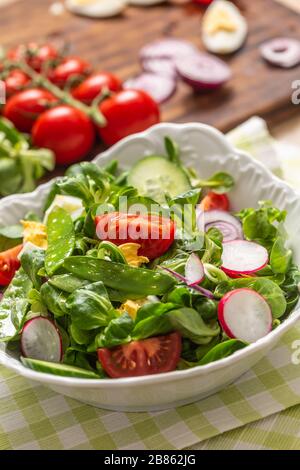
[142,57,177,79]
[218,288,272,343]
[197,209,243,242]
[260,38,300,69]
[21,317,62,363]
[124,73,177,104]
[140,38,199,61]
[185,253,205,286]
[221,240,268,277]
[175,52,232,91]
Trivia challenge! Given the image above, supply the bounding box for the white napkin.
[227,116,300,190]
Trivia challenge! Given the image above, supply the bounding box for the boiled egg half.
[65,0,127,18]
[43,195,84,224]
[202,0,248,54]
[128,1,166,5]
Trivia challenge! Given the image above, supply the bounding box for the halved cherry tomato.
[3,88,57,133]
[8,43,59,72]
[98,89,160,146]
[48,57,92,87]
[72,72,122,105]
[4,70,30,97]
[199,192,230,211]
[0,245,23,286]
[95,212,175,260]
[98,332,182,378]
[32,105,95,166]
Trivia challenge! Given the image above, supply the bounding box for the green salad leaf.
[198,339,247,365]
[66,282,115,330]
[0,117,55,197]
[0,269,32,341]
[21,248,45,289]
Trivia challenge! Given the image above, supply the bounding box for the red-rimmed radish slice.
[260,38,300,69]
[142,57,178,79]
[196,209,243,242]
[21,317,62,363]
[185,253,205,286]
[140,38,199,61]
[221,240,268,277]
[123,73,177,104]
[175,52,232,91]
[218,288,272,343]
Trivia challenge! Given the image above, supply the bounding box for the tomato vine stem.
[4,60,107,127]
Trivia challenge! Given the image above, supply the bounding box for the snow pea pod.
[49,273,144,301]
[49,274,89,293]
[45,207,75,276]
[98,241,127,264]
[63,257,176,296]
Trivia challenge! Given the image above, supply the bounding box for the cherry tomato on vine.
[199,192,230,211]
[98,89,160,146]
[32,105,95,166]
[193,0,214,5]
[71,72,122,105]
[95,212,175,260]
[48,57,92,87]
[98,332,182,378]
[8,42,59,72]
[0,245,23,286]
[3,88,57,133]
[4,70,30,97]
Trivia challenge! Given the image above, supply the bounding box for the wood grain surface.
[0,0,299,135]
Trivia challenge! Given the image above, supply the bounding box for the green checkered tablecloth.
[192,405,300,450]
[1,323,300,450]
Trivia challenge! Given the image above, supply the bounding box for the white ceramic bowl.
[0,123,300,412]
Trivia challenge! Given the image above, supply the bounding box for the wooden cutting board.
[0,0,299,134]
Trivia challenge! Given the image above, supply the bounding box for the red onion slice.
[141,57,178,79]
[175,52,232,90]
[260,37,300,68]
[123,73,177,104]
[140,38,199,61]
[205,221,240,242]
[197,209,243,242]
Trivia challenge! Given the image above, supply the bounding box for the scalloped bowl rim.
[0,122,299,389]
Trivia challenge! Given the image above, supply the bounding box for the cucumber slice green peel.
[21,357,101,379]
[127,136,191,204]
[127,156,191,204]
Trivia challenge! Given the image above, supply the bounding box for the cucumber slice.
[21,357,101,379]
[127,156,191,204]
